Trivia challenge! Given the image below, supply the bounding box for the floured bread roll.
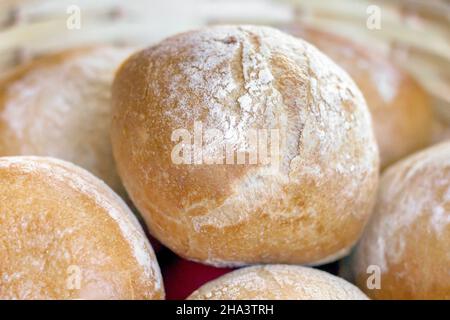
[349,142,450,299]
[0,156,164,300]
[0,46,132,193]
[287,25,433,168]
[111,25,379,266]
[188,265,368,300]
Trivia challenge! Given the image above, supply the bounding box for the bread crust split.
[111,25,380,266]
[285,25,433,169]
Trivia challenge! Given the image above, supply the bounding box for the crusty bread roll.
[349,142,450,299]
[0,46,132,194]
[188,265,368,300]
[0,156,164,300]
[286,25,433,169]
[111,25,379,267]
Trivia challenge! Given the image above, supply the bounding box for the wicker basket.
[283,0,450,123]
[1,0,449,122]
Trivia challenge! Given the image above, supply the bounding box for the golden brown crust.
[0,46,132,194]
[286,25,433,168]
[350,142,450,299]
[188,265,368,300]
[111,25,379,266]
[0,156,164,300]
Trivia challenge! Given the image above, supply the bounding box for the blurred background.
[1,0,449,123]
[1,0,449,299]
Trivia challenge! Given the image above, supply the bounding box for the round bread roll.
[0,46,132,194]
[286,25,433,168]
[188,265,368,300]
[0,156,164,299]
[111,25,379,266]
[349,142,450,299]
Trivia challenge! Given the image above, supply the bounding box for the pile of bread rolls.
[0,25,447,300]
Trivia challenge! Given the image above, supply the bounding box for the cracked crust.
[0,156,164,300]
[188,265,368,300]
[111,25,379,266]
[286,25,433,169]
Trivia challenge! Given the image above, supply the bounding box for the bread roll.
[0,46,132,194]
[287,26,433,168]
[349,142,450,299]
[111,25,379,266]
[188,265,368,300]
[0,156,164,299]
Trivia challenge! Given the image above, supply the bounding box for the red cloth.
[157,249,338,300]
[161,256,233,300]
